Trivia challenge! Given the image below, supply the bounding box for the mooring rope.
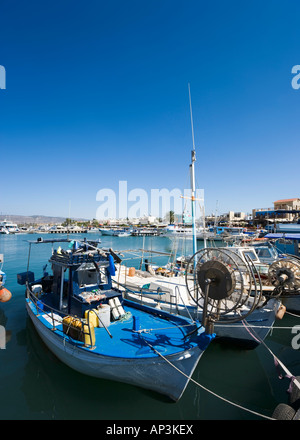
[213,323,296,329]
[286,310,300,318]
[137,310,300,420]
[241,319,300,393]
[241,319,262,345]
[140,335,275,420]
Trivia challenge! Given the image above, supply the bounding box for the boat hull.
[99,229,116,235]
[282,296,300,313]
[211,298,280,348]
[26,300,204,401]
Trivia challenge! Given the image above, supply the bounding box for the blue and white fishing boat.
[17,238,216,401]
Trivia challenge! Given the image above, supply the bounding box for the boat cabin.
[17,238,121,319]
[265,233,300,257]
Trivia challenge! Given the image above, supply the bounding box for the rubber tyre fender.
[272,403,296,420]
[288,376,300,410]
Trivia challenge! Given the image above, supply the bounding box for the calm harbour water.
[0,232,299,421]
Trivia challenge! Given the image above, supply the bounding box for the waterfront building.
[252,197,300,223]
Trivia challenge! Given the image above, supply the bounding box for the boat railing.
[111,276,170,303]
[138,285,169,307]
[169,287,177,313]
[174,285,195,321]
[26,286,96,349]
[112,275,197,321]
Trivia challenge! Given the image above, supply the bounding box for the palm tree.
[167,210,175,224]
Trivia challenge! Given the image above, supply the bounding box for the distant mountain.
[0,214,89,224]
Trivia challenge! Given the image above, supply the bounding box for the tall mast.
[188,83,197,257]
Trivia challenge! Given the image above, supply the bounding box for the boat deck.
[27,298,201,359]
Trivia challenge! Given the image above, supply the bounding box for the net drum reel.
[185,248,263,332]
[268,257,300,296]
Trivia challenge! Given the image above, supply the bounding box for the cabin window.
[256,248,271,258]
[243,251,258,262]
[76,263,104,287]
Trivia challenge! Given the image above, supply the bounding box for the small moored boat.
[18,238,216,401]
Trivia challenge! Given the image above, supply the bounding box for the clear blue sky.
[0,0,299,220]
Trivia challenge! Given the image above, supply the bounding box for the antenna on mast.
[188,83,196,154]
[182,85,206,252]
[188,83,197,258]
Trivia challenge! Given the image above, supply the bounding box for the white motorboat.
[99,228,117,236]
[161,224,206,239]
[0,220,19,234]
[114,231,131,237]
